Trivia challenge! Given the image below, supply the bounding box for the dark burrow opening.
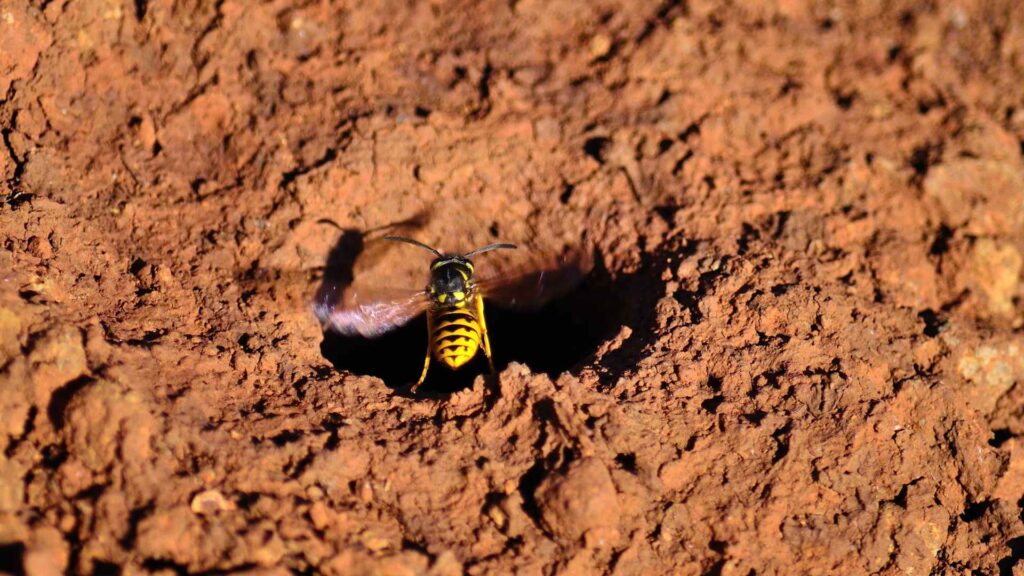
[0,543,24,575]
[318,232,629,394]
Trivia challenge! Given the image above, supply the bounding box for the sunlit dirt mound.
[2,1,1023,574]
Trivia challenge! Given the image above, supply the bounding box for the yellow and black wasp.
[314,236,591,390]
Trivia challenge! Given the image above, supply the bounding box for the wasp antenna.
[382,236,443,257]
[464,242,518,257]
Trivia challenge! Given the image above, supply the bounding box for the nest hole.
[0,543,24,575]
[319,256,625,394]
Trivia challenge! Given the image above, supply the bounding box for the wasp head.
[380,236,516,307]
[429,256,474,306]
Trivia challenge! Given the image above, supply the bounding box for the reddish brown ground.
[2,1,1024,574]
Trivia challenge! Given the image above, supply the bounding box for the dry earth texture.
[2,0,1024,574]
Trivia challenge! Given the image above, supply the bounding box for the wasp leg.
[414,351,430,391]
[474,295,496,373]
[413,311,433,391]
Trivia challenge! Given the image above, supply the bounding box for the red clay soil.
[2,1,1024,574]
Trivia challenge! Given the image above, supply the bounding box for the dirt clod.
[535,457,621,545]
[190,489,236,515]
[23,527,68,576]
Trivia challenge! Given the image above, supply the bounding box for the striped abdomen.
[431,307,481,369]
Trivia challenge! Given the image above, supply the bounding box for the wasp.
[314,235,590,390]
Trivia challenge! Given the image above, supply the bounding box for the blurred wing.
[475,246,593,310]
[314,282,430,337]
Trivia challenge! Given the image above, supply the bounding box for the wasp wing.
[475,246,593,310]
[314,282,431,338]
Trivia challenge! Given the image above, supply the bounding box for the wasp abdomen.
[432,308,481,369]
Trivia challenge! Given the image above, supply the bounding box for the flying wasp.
[314,236,591,390]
